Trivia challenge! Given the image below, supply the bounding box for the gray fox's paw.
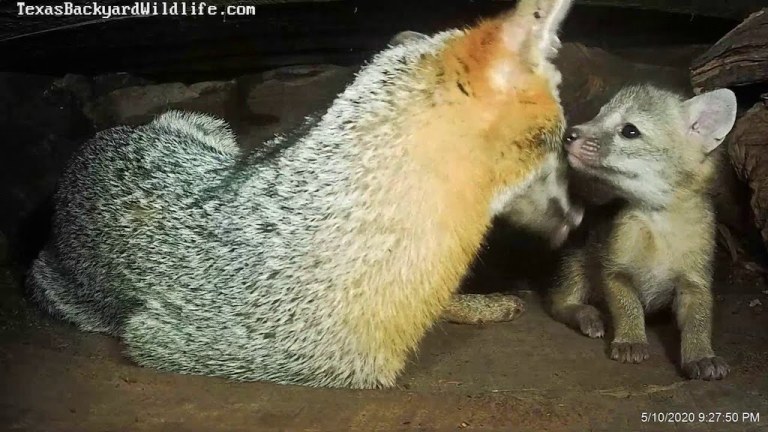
[443,293,525,325]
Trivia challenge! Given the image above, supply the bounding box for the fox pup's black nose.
[564,127,581,144]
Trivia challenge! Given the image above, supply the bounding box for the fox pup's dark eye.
[620,123,641,139]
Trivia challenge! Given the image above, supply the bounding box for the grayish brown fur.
[551,85,738,380]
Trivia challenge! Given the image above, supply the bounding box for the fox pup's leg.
[604,272,649,363]
[550,250,605,338]
[676,277,729,380]
[443,293,525,324]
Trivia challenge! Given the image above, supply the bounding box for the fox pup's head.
[391,0,581,247]
[564,85,738,208]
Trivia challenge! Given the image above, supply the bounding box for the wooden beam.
[691,9,768,92]
[568,0,761,19]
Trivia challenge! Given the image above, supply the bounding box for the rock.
[610,45,710,69]
[85,80,237,130]
[51,74,93,105]
[0,72,93,264]
[238,64,355,149]
[90,73,154,98]
[556,43,691,125]
[52,73,154,108]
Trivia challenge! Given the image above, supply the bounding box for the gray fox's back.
[28,34,472,387]
[28,0,577,389]
[29,110,353,383]
[30,114,238,331]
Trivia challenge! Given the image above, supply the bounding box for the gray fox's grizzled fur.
[29,0,576,388]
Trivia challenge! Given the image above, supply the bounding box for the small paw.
[575,306,604,338]
[683,356,730,381]
[610,341,649,363]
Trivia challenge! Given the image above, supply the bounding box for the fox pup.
[550,85,737,381]
[28,0,578,388]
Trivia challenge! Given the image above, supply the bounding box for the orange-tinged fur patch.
[348,17,564,379]
[412,17,563,212]
[442,18,504,99]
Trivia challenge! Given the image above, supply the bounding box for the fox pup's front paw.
[610,341,650,363]
[574,305,604,338]
[682,356,729,381]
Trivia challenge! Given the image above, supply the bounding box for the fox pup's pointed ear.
[502,0,573,66]
[389,31,430,47]
[681,88,737,154]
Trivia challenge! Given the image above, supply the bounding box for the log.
[691,8,768,92]
[727,99,768,246]
[0,1,739,79]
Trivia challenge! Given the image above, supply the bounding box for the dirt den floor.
[1,46,768,431]
[1,246,767,432]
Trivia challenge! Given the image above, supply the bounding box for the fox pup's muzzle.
[564,126,601,170]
